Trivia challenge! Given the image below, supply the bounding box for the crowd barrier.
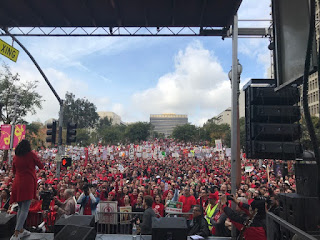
[266,212,318,240]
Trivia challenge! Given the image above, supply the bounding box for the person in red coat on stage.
[10,140,44,240]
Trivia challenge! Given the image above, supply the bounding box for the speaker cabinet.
[295,162,319,197]
[279,193,320,232]
[54,215,95,236]
[54,224,96,240]
[152,217,188,240]
[0,213,16,238]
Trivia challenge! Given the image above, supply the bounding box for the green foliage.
[63,92,99,128]
[203,118,230,145]
[98,116,112,130]
[101,125,126,145]
[223,117,245,148]
[125,122,151,143]
[300,116,320,150]
[26,122,45,149]
[172,124,197,142]
[76,128,91,146]
[153,131,165,139]
[0,63,42,124]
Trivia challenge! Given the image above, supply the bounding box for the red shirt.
[178,195,196,213]
[83,198,92,215]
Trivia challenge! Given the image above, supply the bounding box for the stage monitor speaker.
[54,215,95,236]
[152,217,188,240]
[0,213,16,238]
[54,224,96,240]
[295,161,319,197]
[279,193,320,232]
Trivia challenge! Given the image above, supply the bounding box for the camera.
[40,190,54,211]
[227,195,234,201]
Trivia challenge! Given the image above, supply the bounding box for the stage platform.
[1,233,232,240]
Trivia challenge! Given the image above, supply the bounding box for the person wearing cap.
[204,192,218,231]
[220,195,267,240]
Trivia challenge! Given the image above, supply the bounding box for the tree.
[301,116,320,150]
[26,122,46,149]
[172,124,197,142]
[98,116,112,129]
[202,118,230,145]
[0,63,42,161]
[224,117,245,149]
[101,125,126,145]
[0,63,42,124]
[62,92,99,128]
[76,128,91,146]
[125,122,151,143]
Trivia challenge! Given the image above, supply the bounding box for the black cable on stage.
[302,0,320,198]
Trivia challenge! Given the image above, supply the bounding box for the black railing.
[266,212,318,240]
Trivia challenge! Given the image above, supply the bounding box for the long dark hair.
[15,139,31,156]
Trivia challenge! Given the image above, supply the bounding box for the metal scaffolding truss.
[1,26,228,37]
[0,26,272,38]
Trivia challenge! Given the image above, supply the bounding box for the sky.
[0,0,272,126]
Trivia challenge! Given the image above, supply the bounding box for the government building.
[150,114,188,137]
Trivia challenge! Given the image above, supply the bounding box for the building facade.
[150,114,188,137]
[213,108,232,126]
[98,112,124,125]
[300,1,320,117]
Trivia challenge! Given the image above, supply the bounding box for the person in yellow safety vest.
[205,192,219,231]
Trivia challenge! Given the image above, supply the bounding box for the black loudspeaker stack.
[278,193,320,232]
[54,215,96,240]
[0,213,16,238]
[152,217,188,240]
[245,85,302,160]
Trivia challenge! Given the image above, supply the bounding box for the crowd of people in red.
[0,139,296,239]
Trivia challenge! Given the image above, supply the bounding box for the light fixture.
[228,59,243,81]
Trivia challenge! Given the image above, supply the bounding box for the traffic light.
[46,121,57,145]
[245,85,303,160]
[66,122,77,145]
[61,157,72,167]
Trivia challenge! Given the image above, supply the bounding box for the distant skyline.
[1,0,272,126]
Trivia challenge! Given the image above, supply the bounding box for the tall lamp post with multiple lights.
[228,59,242,199]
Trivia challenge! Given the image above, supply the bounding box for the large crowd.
[0,139,296,239]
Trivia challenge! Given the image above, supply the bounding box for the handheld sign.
[0,39,19,62]
[166,201,183,214]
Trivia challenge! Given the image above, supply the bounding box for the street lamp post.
[229,59,243,192]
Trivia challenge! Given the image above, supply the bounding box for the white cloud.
[131,41,231,126]
[112,103,125,118]
[238,0,271,28]
[8,60,89,123]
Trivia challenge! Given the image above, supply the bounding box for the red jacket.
[222,204,266,240]
[10,151,44,203]
[179,195,196,213]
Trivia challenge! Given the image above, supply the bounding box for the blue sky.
[0,0,272,126]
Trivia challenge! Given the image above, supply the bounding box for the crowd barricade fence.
[266,212,318,240]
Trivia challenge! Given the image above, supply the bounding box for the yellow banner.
[0,39,19,62]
